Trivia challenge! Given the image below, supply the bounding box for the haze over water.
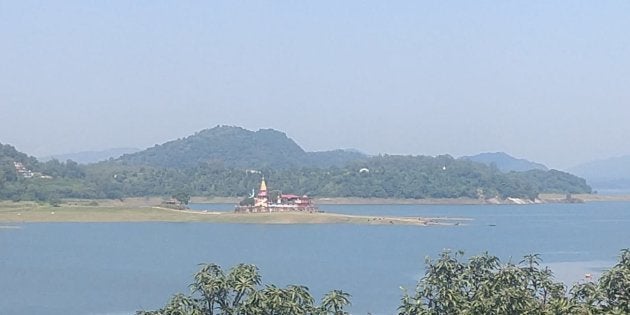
[2,202,628,314]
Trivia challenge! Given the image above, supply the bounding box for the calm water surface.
[1,202,629,314]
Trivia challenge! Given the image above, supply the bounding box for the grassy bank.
[0,201,467,226]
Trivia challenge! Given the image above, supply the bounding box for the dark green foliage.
[305,150,367,168]
[518,169,592,194]
[0,143,100,201]
[0,140,591,201]
[399,249,630,315]
[462,152,548,172]
[172,191,191,205]
[117,126,366,169]
[142,249,629,315]
[137,263,351,315]
[1,143,37,184]
[39,159,86,179]
[239,197,254,206]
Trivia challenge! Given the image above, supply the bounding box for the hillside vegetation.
[461,152,548,172]
[39,147,140,164]
[0,127,591,202]
[117,126,366,169]
[1,143,93,201]
[80,154,588,200]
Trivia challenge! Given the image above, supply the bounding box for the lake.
[1,202,629,314]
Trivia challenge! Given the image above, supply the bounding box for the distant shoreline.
[0,201,468,226]
[1,194,628,225]
[191,194,630,205]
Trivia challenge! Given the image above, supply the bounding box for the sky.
[1,1,629,170]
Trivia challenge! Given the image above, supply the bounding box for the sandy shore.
[190,194,630,205]
[1,193,627,225]
[0,201,468,226]
[317,194,630,204]
[539,193,630,202]
[53,193,630,208]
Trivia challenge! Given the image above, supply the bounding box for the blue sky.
[1,1,629,169]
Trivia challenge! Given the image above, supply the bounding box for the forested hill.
[40,147,140,164]
[461,152,548,172]
[1,143,38,167]
[1,137,591,202]
[115,126,367,169]
[1,143,88,201]
[78,154,590,200]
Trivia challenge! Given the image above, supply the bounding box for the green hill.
[84,153,591,200]
[39,147,140,164]
[116,126,367,169]
[461,152,548,172]
[0,130,592,202]
[0,143,93,201]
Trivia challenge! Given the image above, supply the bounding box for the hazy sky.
[1,1,629,169]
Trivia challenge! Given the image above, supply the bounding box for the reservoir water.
[1,202,629,314]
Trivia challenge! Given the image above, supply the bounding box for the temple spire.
[259,177,267,192]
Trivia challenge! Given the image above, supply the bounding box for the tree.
[138,263,349,315]
[321,290,352,315]
[399,249,629,315]
[172,191,191,205]
[140,249,629,315]
[597,248,630,313]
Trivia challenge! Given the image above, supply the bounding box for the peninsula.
[0,200,468,226]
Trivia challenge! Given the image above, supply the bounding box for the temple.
[235,177,318,213]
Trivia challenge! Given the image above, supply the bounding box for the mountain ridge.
[461,152,548,172]
[116,125,368,169]
[567,155,630,192]
[1,132,592,202]
[40,147,140,164]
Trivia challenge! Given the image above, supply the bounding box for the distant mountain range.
[40,148,140,164]
[567,155,630,193]
[114,127,556,173]
[37,133,625,196]
[115,125,367,169]
[1,129,593,201]
[460,152,548,173]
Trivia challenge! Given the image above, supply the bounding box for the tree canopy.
[137,263,351,315]
[0,139,591,202]
[141,249,629,314]
[399,249,630,315]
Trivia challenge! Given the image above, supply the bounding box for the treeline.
[0,143,93,201]
[141,249,630,314]
[82,154,589,200]
[1,143,591,202]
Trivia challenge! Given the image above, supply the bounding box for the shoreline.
[1,193,628,225]
[191,193,630,205]
[0,202,468,226]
